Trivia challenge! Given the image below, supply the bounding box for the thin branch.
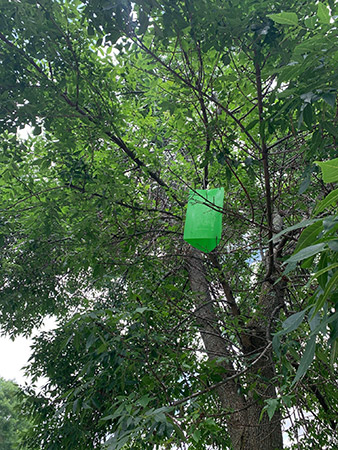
[133,36,261,152]
[255,57,274,278]
[170,343,272,407]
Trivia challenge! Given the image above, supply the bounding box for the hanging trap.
[183,188,224,253]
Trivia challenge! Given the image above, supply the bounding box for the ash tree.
[0,0,337,449]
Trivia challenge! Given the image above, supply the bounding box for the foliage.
[0,0,337,449]
[0,377,31,450]
[273,157,338,381]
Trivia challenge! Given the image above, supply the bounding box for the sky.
[0,334,32,385]
[0,317,56,386]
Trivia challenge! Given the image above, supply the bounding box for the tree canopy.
[0,377,31,450]
[0,0,337,449]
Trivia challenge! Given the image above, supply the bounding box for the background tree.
[0,0,337,449]
[0,377,31,450]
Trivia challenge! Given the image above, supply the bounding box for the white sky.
[0,317,56,386]
[0,334,32,385]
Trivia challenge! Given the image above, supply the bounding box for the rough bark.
[186,248,284,450]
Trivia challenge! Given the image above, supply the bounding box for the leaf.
[323,215,338,231]
[293,220,323,253]
[314,189,338,215]
[172,423,185,440]
[292,335,316,385]
[281,310,307,334]
[273,309,308,357]
[315,158,338,183]
[260,398,279,422]
[328,240,338,252]
[134,307,151,314]
[300,254,316,269]
[192,430,201,443]
[323,121,338,138]
[317,2,330,24]
[303,104,313,128]
[330,340,338,367]
[272,334,282,357]
[321,93,336,108]
[308,310,321,332]
[33,126,42,136]
[246,119,259,131]
[272,219,320,242]
[86,333,96,350]
[313,271,338,315]
[298,175,311,194]
[87,26,95,36]
[304,16,317,29]
[284,243,326,264]
[311,263,338,281]
[114,436,130,450]
[294,37,329,54]
[221,54,230,65]
[316,252,329,289]
[137,395,151,408]
[267,12,298,26]
[266,398,278,421]
[139,10,149,34]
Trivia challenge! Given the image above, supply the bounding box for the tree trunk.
[186,249,284,450]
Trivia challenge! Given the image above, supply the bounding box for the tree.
[0,0,337,449]
[0,377,30,450]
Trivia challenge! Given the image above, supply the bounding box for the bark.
[186,248,284,450]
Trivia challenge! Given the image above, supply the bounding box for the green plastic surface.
[183,188,224,253]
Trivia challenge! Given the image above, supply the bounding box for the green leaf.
[317,2,330,24]
[246,119,259,131]
[260,398,279,422]
[221,54,230,65]
[192,430,201,443]
[134,306,151,314]
[313,271,338,315]
[267,12,298,26]
[330,339,338,367]
[298,175,311,194]
[321,93,336,108]
[309,310,321,332]
[311,263,338,283]
[87,25,95,36]
[292,336,316,385]
[300,254,316,269]
[304,16,317,29]
[139,10,149,34]
[328,240,338,252]
[303,104,313,128]
[273,309,309,357]
[33,126,42,136]
[323,121,338,138]
[314,189,338,215]
[316,252,329,289]
[266,398,278,420]
[281,310,307,334]
[137,395,151,408]
[285,243,326,264]
[294,220,323,253]
[272,219,320,242]
[315,158,338,183]
[323,215,338,231]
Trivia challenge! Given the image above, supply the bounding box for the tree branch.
[255,57,274,278]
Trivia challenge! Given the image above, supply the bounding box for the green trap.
[183,188,224,253]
